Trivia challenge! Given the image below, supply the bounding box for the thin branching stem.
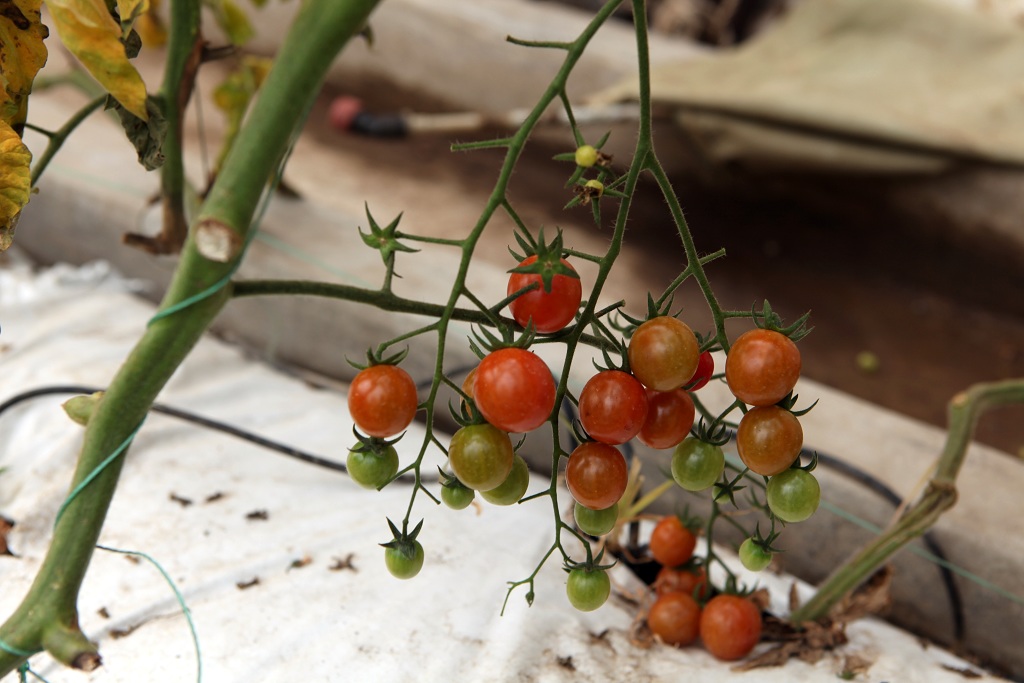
[29,95,106,187]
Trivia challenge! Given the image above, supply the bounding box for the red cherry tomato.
[628,317,700,391]
[648,591,701,646]
[348,365,418,438]
[578,370,649,445]
[700,594,762,661]
[654,566,708,599]
[725,329,801,407]
[565,442,628,510]
[474,348,556,433]
[637,388,694,449]
[649,515,696,568]
[507,255,583,334]
[686,351,715,391]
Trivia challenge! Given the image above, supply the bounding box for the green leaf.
[0,119,32,252]
[0,0,49,128]
[45,0,151,120]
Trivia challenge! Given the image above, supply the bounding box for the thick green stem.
[791,378,1024,623]
[0,1,381,676]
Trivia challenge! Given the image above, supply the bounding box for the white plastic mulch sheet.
[0,259,1004,682]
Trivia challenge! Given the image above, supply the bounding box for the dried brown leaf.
[841,653,875,677]
[940,664,983,679]
[0,515,13,555]
[830,565,893,624]
[789,581,801,612]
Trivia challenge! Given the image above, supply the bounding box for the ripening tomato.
[507,255,583,334]
[736,406,803,476]
[725,329,801,407]
[628,317,700,392]
[638,388,694,449]
[648,591,701,646]
[654,565,708,599]
[460,366,480,416]
[448,424,514,491]
[474,348,556,433]
[348,364,418,438]
[578,370,649,445]
[649,515,697,568]
[565,442,628,510]
[700,594,762,661]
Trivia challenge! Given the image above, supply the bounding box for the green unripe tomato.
[766,469,820,523]
[441,479,476,510]
[575,144,599,167]
[738,538,772,572]
[566,567,611,611]
[575,501,618,537]
[347,445,399,489]
[481,455,530,506]
[384,540,424,580]
[671,437,725,492]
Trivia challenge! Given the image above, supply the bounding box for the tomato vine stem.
[0,0,384,676]
[29,95,106,187]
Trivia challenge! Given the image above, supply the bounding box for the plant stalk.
[791,378,1024,623]
[0,0,381,675]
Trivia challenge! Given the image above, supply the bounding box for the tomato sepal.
[358,203,419,266]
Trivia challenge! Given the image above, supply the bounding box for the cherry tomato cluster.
[448,251,583,508]
[346,363,418,491]
[646,515,763,661]
[344,217,819,619]
[567,315,717,519]
[726,328,820,523]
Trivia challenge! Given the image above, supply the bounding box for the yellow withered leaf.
[116,0,149,24]
[0,119,32,252]
[45,0,149,120]
[0,0,49,126]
